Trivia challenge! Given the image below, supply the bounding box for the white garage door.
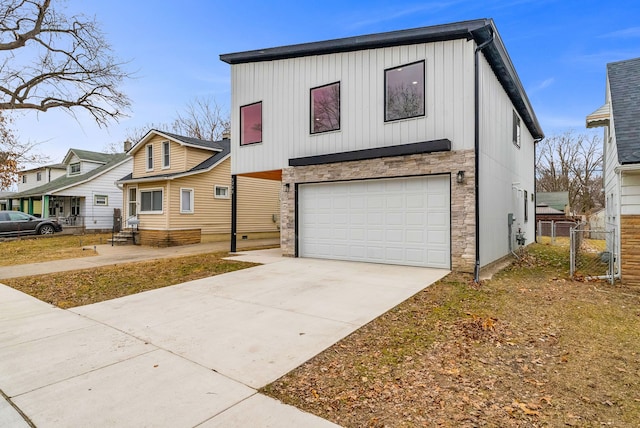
[299,175,450,268]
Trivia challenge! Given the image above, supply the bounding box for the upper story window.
[385,61,425,122]
[36,172,42,181]
[513,111,521,148]
[69,162,81,175]
[21,175,26,183]
[162,141,170,169]
[311,82,340,134]
[146,144,154,170]
[240,101,262,146]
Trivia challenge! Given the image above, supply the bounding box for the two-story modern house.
[586,56,640,285]
[220,19,544,280]
[117,129,281,246]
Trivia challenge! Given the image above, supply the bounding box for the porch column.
[231,174,237,253]
[43,195,50,218]
[27,198,33,214]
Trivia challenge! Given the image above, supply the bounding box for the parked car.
[0,210,63,237]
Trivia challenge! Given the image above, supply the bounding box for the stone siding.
[281,149,476,272]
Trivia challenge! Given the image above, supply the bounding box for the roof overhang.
[220,18,544,140]
[129,130,222,155]
[586,103,610,128]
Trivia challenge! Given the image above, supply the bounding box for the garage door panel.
[299,176,450,269]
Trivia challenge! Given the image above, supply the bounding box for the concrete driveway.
[0,249,448,427]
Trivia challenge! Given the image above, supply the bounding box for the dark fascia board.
[289,139,451,167]
[220,18,544,141]
[220,19,486,65]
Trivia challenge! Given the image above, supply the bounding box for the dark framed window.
[384,61,425,121]
[513,110,521,148]
[311,82,340,134]
[524,190,528,222]
[240,102,262,146]
[140,189,163,213]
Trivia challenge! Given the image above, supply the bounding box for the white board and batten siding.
[230,39,476,175]
[51,159,132,230]
[477,54,536,267]
[299,175,450,269]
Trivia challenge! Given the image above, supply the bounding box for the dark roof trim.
[220,20,484,64]
[289,139,451,167]
[220,18,543,140]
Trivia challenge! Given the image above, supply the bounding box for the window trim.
[36,171,42,181]
[180,188,194,214]
[240,101,263,146]
[94,195,109,206]
[214,185,230,199]
[146,144,154,171]
[310,81,341,134]
[139,188,163,214]
[384,60,426,122]
[69,162,81,175]
[162,141,170,169]
[513,110,521,148]
[21,175,26,183]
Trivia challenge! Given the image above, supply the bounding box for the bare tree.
[0,0,131,125]
[536,131,604,214]
[386,84,424,121]
[0,112,48,189]
[172,97,230,141]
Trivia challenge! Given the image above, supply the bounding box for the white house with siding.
[220,18,544,279]
[11,149,132,231]
[586,56,640,285]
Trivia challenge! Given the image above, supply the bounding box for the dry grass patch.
[0,234,111,266]
[263,244,640,427]
[4,252,257,308]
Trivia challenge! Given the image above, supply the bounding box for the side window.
[384,61,425,122]
[146,144,154,170]
[513,111,521,148]
[524,190,528,222]
[180,188,194,213]
[240,102,262,145]
[310,82,340,134]
[162,141,170,168]
[214,185,229,199]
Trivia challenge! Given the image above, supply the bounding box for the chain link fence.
[569,223,616,284]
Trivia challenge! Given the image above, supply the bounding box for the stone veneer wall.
[281,149,476,272]
[621,215,640,286]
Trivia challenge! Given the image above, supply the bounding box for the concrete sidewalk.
[0,248,448,427]
[0,238,279,279]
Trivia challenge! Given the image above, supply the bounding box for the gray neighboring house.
[587,56,640,285]
[11,149,132,231]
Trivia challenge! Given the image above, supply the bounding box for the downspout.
[473,30,494,283]
[230,174,237,253]
[533,137,544,243]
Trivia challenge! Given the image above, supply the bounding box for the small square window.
[240,102,262,146]
[69,163,81,175]
[140,189,163,213]
[513,111,521,148]
[311,82,340,134]
[385,61,425,122]
[214,185,229,199]
[94,195,108,206]
[180,188,194,213]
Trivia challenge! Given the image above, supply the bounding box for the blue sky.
[11,0,640,163]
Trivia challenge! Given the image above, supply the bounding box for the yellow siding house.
[118,130,280,246]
